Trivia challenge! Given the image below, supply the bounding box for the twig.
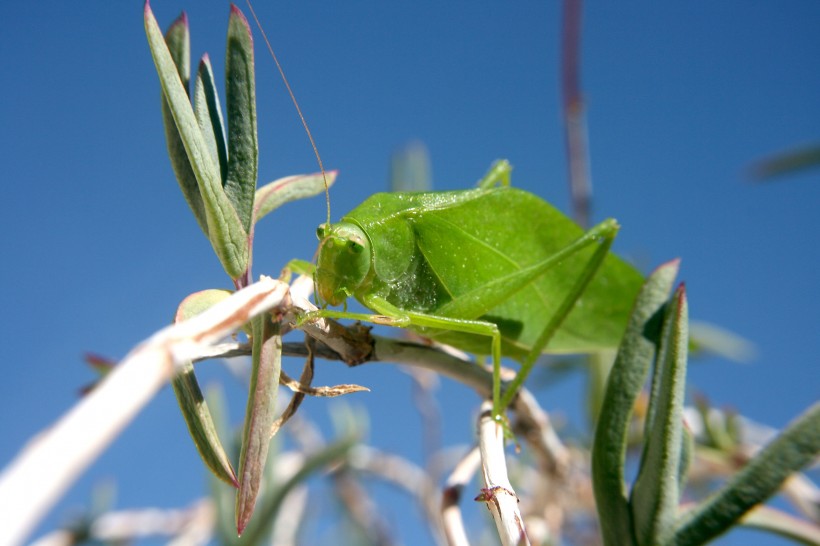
[441,446,482,546]
[0,277,290,546]
[29,499,214,546]
[476,401,530,546]
[348,445,445,544]
[561,0,592,227]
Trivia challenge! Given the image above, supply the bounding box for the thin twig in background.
[561,0,592,228]
[441,446,482,546]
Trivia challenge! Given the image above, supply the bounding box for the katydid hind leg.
[363,294,506,409]
[496,219,619,413]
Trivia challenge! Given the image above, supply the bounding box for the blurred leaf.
[630,284,689,546]
[194,54,228,185]
[172,289,238,487]
[224,5,258,234]
[240,435,358,545]
[669,402,820,545]
[205,386,246,546]
[586,350,616,429]
[145,2,249,279]
[689,320,755,363]
[390,141,431,192]
[678,424,694,493]
[751,144,820,181]
[254,171,338,222]
[175,288,233,322]
[284,259,315,278]
[592,259,680,546]
[235,316,282,535]
[79,353,116,395]
[739,505,820,545]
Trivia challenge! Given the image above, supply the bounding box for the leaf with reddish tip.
[170,289,238,487]
[225,4,258,234]
[235,316,282,535]
[145,1,249,280]
[254,171,338,222]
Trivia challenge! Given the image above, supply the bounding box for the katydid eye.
[316,224,328,240]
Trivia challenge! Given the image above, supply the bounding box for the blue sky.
[1,2,818,544]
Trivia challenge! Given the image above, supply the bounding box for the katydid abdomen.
[315,184,642,365]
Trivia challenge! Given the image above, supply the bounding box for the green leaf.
[284,258,315,277]
[171,289,237,487]
[176,288,233,321]
[224,5,258,234]
[235,316,282,536]
[194,54,228,185]
[592,259,679,546]
[669,402,820,546]
[171,362,238,487]
[254,171,338,222]
[630,284,689,546]
[145,1,249,280]
[159,12,209,235]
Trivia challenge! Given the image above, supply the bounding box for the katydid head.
[315,222,372,306]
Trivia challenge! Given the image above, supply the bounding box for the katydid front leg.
[310,297,505,411]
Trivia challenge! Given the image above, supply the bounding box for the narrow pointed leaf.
[254,171,338,222]
[630,284,688,546]
[158,13,209,235]
[225,5,258,233]
[194,54,228,184]
[236,316,282,535]
[592,259,679,546]
[171,362,238,487]
[171,289,237,487]
[145,1,248,279]
[669,402,820,546]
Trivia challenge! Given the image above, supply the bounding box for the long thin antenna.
[245,0,331,227]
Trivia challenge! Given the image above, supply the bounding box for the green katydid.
[310,161,642,419]
[245,3,642,420]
